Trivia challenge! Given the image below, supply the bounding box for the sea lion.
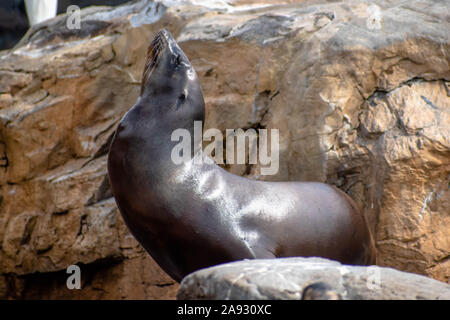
[107,29,375,283]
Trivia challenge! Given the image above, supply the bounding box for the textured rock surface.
[0,0,449,299]
[177,257,450,300]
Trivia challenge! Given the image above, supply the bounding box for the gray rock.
[177,257,450,300]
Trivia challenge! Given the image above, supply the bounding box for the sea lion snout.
[141,29,194,98]
[149,29,189,69]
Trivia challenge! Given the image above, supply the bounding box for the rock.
[177,258,450,300]
[0,0,448,299]
[301,282,342,300]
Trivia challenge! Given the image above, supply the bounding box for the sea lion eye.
[175,54,181,66]
[175,91,187,110]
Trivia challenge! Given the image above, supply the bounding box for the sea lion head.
[140,29,204,124]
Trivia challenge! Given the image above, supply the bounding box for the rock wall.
[0,0,448,299]
[0,1,132,51]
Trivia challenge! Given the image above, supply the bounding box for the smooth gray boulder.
[177,257,450,300]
